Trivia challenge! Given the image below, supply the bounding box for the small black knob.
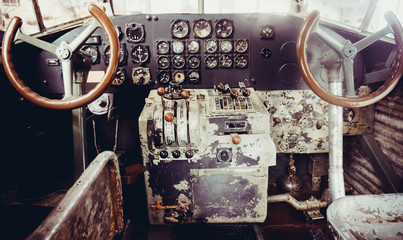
[172,150,181,158]
[160,150,168,159]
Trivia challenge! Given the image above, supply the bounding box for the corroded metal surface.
[257,90,373,154]
[327,194,403,239]
[27,151,124,240]
[139,88,276,224]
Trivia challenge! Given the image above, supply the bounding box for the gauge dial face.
[171,19,189,39]
[187,40,200,54]
[188,70,200,83]
[172,55,186,69]
[157,41,170,54]
[215,19,233,38]
[112,68,126,86]
[205,55,218,69]
[235,39,248,53]
[131,45,150,64]
[157,56,170,69]
[126,23,145,43]
[173,71,185,83]
[132,67,151,85]
[188,56,201,68]
[104,44,126,65]
[219,54,233,68]
[219,40,233,53]
[204,39,217,53]
[172,40,185,54]
[234,54,248,68]
[158,71,171,83]
[193,19,212,39]
[81,45,99,64]
[260,25,274,39]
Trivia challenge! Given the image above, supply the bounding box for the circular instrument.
[234,54,248,68]
[187,40,200,54]
[205,55,218,69]
[131,45,150,64]
[215,19,233,38]
[204,39,218,53]
[234,39,248,53]
[187,56,201,68]
[172,55,186,69]
[126,22,145,43]
[171,19,189,39]
[157,56,170,69]
[172,40,185,54]
[193,19,212,39]
[157,40,170,54]
[219,39,233,53]
[219,54,233,68]
[81,45,99,64]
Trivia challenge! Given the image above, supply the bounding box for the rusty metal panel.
[27,151,124,240]
[327,194,403,240]
[257,90,373,154]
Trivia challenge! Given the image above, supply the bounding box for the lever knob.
[165,112,174,122]
[181,90,190,99]
[157,87,166,96]
[232,135,241,145]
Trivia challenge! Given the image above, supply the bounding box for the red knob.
[165,112,174,122]
[157,87,166,96]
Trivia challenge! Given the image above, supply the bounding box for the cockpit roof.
[0,0,402,37]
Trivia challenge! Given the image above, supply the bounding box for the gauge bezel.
[205,55,218,69]
[260,25,275,39]
[157,40,170,55]
[172,55,186,69]
[112,68,126,86]
[215,19,234,38]
[103,43,127,66]
[188,70,200,83]
[171,19,190,39]
[234,39,249,53]
[219,54,233,68]
[219,39,233,53]
[204,39,218,54]
[187,55,201,69]
[186,40,200,54]
[234,54,248,69]
[130,45,150,64]
[125,22,145,43]
[157,56,171,69]
[172,70,186,83]
[172,40,185,54]
[193,19,212,39]
[81,45,100,64]
[158,70,171,84]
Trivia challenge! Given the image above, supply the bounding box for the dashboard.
[37,13,312,93]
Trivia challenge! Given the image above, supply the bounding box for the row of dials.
[80,44,152,65]
[156,39,248,55]
[158,70,200,84]
[171,19,234,39]
[157,54,248,70]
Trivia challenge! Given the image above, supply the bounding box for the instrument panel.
[37,13,313,93]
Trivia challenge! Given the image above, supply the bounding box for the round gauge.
[131,45,150,64]
[234,39,248,53]
[187,56,201,68]
[205,55,218,69]
[219,40,233,53]
[219,55,233,68]
[215,19,233,38]
[204,39,217,53]
[172,40,185,54]
[172,55,186,69]
[157,56,170,69]
[188,70,200,83]
[157,41,170,54]
[193,19,212,39]
[104,44,126,65]
[126,22,145,43]
[112,68,126,86]
[187,40,200,54]
[234,54,248,68]
[81,45,99,64]
[158,71,171,84]
[260,25,274,39]
[173,71,185,83]
[171,19,189,39]
[132,67,151,85]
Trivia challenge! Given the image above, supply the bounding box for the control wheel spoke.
[342,59,356,97]
[15,30,58,54]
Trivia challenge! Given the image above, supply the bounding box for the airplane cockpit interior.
[1,0,402,239]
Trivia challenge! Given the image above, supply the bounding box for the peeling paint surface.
[139,88,275,224]
[327,194,403,239]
